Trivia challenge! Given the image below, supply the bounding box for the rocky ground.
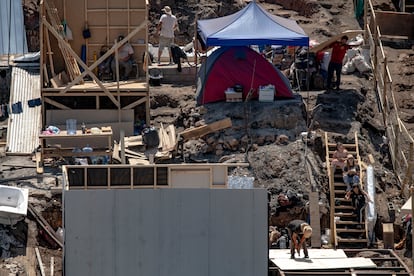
[0,0,413,274]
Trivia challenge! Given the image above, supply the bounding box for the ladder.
[44,0,83,83]
[325,132,368,249]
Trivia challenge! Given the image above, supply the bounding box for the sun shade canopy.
[197,1,309,47]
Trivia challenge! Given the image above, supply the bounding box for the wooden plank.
[128,158,150,165]
[309,191,321,248]
[35,247,46,276]
[310,30,364,53]
[179,118,232,141]
[26,220,37,276]
[124,135,144,147]
[36,152,44,174]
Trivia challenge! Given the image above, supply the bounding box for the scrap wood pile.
[112,118,233,164]
[112,124,177,164]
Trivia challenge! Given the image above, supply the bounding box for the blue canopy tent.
[197,1,309,47]
[196,1,310,104]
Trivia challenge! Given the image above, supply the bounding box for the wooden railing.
[366,0,414,198]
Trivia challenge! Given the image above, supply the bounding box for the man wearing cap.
[157,6,178,65]
[287,219,312,259]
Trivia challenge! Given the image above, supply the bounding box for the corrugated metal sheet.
[6,67,41,154]
[0,0,28,55]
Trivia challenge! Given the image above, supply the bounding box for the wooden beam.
[179,118,232,141]
[122,97,147,109]
[43,97,71,109]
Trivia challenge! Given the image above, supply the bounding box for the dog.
[170,44,188,72]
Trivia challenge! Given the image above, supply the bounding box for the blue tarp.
[197,1,309,47]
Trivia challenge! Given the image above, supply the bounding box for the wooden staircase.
[325,132,369,249]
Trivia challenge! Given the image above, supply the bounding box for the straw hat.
[162,6,172,15]
[302,225,313,238]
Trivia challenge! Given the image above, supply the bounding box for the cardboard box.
[259,86,275,102]
[225,92,243,102]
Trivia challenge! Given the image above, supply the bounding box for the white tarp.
[402,196,412,215]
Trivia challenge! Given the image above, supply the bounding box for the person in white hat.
[287,219,312,259]
[156,6,178,65]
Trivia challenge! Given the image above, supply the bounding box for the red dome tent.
[195,46,293,105]
[195,0,309,105]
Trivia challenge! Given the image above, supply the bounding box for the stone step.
[149,63,198,84]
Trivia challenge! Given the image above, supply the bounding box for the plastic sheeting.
[0,0,28,55]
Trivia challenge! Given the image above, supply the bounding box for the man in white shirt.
[156,6,178,65]
[111,35,134,81]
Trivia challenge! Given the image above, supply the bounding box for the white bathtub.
[0,185,29,225]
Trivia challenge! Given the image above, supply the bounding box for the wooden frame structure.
[40,0,150,139]
[366,0,414,198]
[62,163,250,190]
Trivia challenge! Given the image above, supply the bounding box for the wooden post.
[363,0,368,43]
[120,129,126,164]
[309,191,321,248]
[383,57,388,121]
[50,256,54,276]
[411,186,414,269]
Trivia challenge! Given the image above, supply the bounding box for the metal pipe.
[366,165,376,247]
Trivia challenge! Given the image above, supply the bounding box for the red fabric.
[202,47,293,104]
[329,42,351,64]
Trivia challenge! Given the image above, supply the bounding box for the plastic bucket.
[66,119,77,135]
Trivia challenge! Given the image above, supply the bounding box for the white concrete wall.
[63,188,267,276]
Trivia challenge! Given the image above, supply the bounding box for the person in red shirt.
[326,35,351,90]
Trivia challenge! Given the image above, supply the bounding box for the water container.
[66,119,77,135]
